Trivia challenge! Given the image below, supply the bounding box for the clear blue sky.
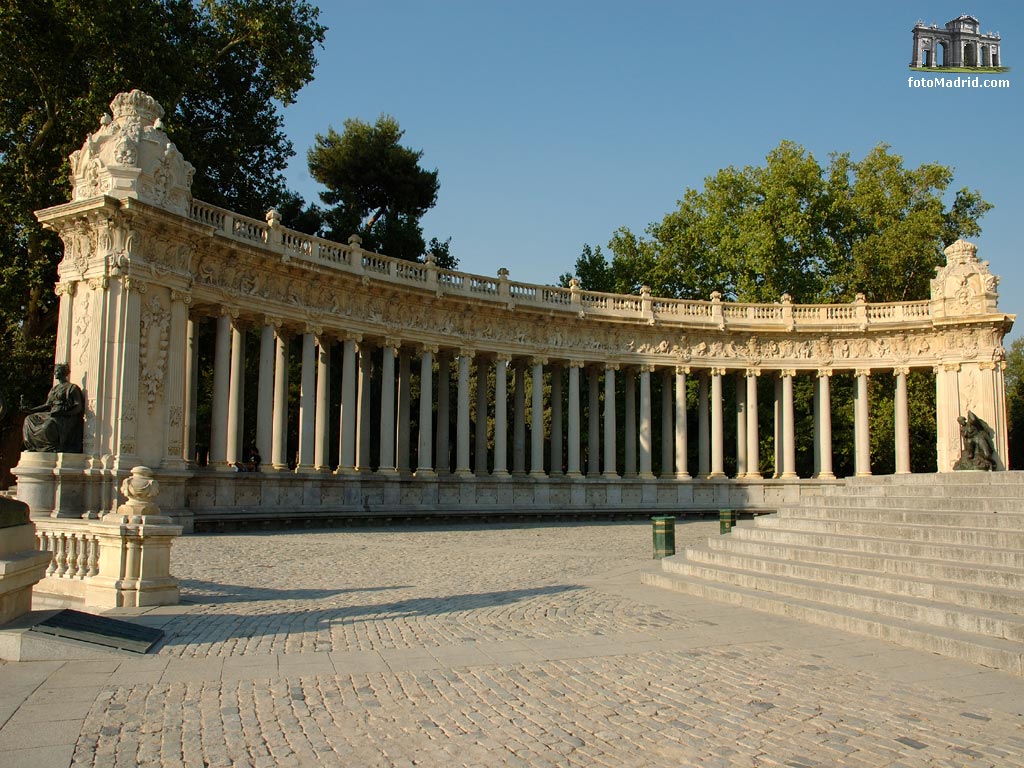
[281,1,1022,336]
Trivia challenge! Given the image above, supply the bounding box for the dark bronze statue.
[953,410,996,471]
[21,363,84,453]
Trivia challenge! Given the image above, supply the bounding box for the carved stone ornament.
[139,293,170,411]
[931,239,1000,318]
[68,90,195,216]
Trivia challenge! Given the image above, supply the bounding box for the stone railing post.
[85,467,182,608]
[641,285,654,323]
[425,251,440,294]
[348,234,365,274]
[497,267,511,307]
[710,291,724,330]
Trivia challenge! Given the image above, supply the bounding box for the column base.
[490,469,510,478]
[376,468,399,477]
[675,472,692,480]
[529,470,548,479]
[334,466,358,476]
[639,472,656,480]
[816,471,835,479]
[707,472,726,480]
[565,471,583,479]
[453,469,474,478]
[602,472,620,479]
[780,472,799,479]
[414,469,437,478]
[855,471,873,477]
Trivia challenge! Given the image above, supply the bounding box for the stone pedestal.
[12,452,58,517]
[0,499,51,625]
[83,467,182,608]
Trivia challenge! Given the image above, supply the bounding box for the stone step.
[705,535,1024,590]
[729,525,1024,569]
[846,472,1024,486]
[676,546,1024,615]
[817,483,1024,499]
[798,494,1024,513]
[641,570,1024,675]
[754,516,1024,548]
[778,506,1024,530]
[660,557,1024,642]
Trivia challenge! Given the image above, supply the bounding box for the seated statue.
[22,363,85,453]
[953,411,995,471]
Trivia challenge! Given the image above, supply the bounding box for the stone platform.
[1,521,1022,767]
[645,471,1024,674]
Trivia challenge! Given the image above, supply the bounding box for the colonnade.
[189,316,921,480]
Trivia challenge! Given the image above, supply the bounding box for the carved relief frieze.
[139,293,170,411]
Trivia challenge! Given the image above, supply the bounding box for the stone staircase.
[642,472,1024,675]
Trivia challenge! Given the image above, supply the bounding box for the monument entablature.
[14,91,1016,528]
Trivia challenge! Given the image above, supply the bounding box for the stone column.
[781,369,797,479]
[184,317,199,464]
[314,334,332,472]
[271,324,290,471]
[416,345,436,476]
[746,370,760,478]
[550,364,563,476]
[256,322,275,467]
[53,281,74,367]
[356,343,373,473]
[567,362,583,478]
[735,373,747,478]
[163,291,190,470]
[623,369,637,477]
[436,351,451,474]
[603,365,618,478]
[854,368,872,477]
[493,356,509,476]
[474,357,489,475]
[894,367,911,475]
[397,348,412,473]
[225,316,246,468]
[675,366,690,479]
[587,366,601,476]
[817,370,834,479]
[660,369,673,478]
[378,340,398,474]
[709,369,725,479]
[698,372,710,477]
[530,358,546,477]
[639,365,655,479]
[773,376,783,478]
[513,360,527,475]
[297,329,317,473]
[337,337,358,474]
[210,312,232,467]
[455,349,474,477]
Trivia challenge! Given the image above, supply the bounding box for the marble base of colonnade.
[179,472,841,532]
[11,458,844,533]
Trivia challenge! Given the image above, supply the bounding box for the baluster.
[76,534,90,579]
[88,535,100,577]
[56,534,68,578]
[43,532,58,577]
[66,535,79,579]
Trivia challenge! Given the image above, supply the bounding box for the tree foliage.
[307,115,441,262]
[563,141,991,304]
[0,0,325,437]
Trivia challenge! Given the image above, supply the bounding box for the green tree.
[307,115,441,262]
[565,141,991,305]
[0,0,325,481]
[1005,336,1024,470]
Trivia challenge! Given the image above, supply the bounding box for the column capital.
[854,368,872,378]
[816,368,833,379]
[893,366,910,377]
[383,336,402,351]
[458,347,475,359]
[494,353,512,364]
[419,343,439,356]
[745,368,761,378]
[568,359,586,369]
[779,368,797,378]
[709,367,727,377]
[531,356,548,367]
[640,364,657,374]
[55,280,77,297]
[675,365,691,375]
[304,323,324,337]
[604,362,619,372]
[978,360,997,371]
[170,289,192,305]
[219,305,239,319]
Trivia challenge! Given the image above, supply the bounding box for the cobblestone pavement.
[2,520,1023,767]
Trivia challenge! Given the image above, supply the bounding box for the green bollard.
[652,516,676,559]
[719,509,736,534]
